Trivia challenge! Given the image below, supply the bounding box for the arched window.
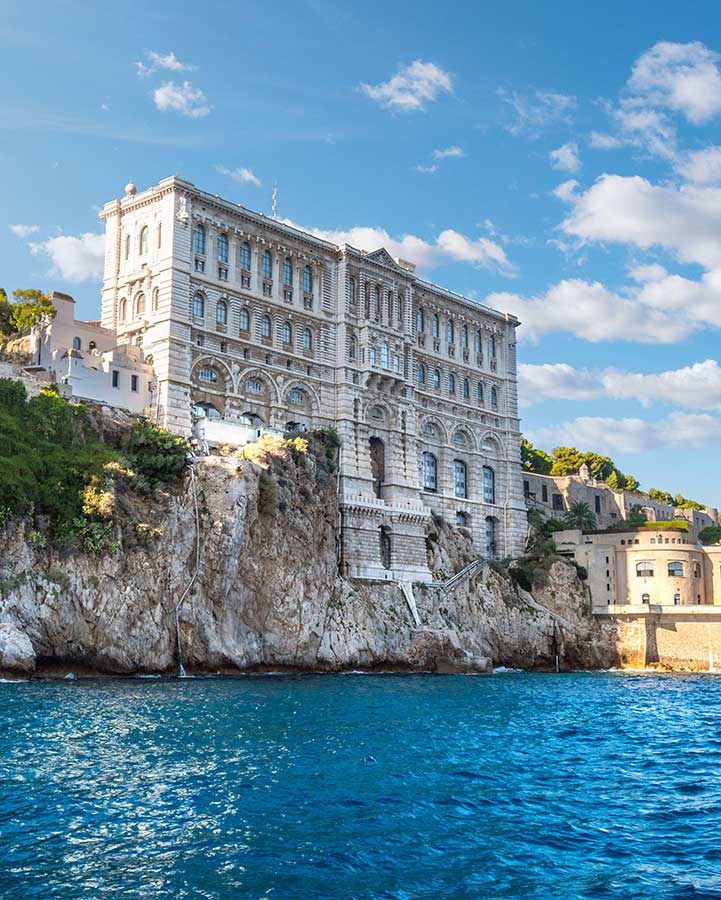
[364,283,371,318]
[483,466,495,504]
[139,226,148,255]
[349,335,357,361]
[668,561,684,577]
[124,234,130,260]
[303,265,313,293]
[194,224,206,256]
[282,321,293,344]
[303,327,313,350]
[156,222,162,249]
[216,300,227,326]
[261,314,272,339]
[380,342,389,369]
[490,386,498,408]
[218,233,229,264]
[477,382,484,403]
[447,319,455,344]
[374,285,381,318]
[135,293,145,316]
[284,257,293,286]
[417,364,426,385]
[636,562,655,578]
[475,329,482,353]
[448,373,455,394]
[432,368,441,389]
[89,341,96,351]
[453,460,467,498]
[432,314,439,338]
[462,378,470,399]
[642,593,651,604]
[152,287,160,311]
[456,511,468,527]
[397,292,404,322]
[416,308,424,333]
[485,517,496,557]
[288,388,304,406]
[349,277,357,307]
[192,293,205,318]
[461,324,469,348]
[489,334,497,357]
[239,308,250,332]
[72,336,81,350]
[119,298,127,321]
[263,250,272,280]
[674,592,682,605]
[240,241,251,271]
[198,366,218,383]
[422,453,438,491]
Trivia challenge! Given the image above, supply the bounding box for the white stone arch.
[362,397,395,426]
[190,354,234,389]
[282,379,320,415]
[418,414,449,445]
[479,430,505,460]
[235,366,281,403]
[451,425,478,452]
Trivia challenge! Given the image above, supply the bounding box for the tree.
[0,289,11,339]
[626,505,647,527]
[649,488,674,505]
[563,501,597,531]
[8,289,55,334]
[521,438,552,474]
[699,526,721,545]
[674,495,705,510]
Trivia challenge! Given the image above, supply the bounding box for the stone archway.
[369,437,385,499]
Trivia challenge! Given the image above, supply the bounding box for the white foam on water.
[493,667,523,674]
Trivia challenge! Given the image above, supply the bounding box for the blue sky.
[3,0,721,507]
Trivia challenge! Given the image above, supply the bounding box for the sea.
[2,671,721,899]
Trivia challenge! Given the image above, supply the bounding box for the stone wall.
[600,610,721,671]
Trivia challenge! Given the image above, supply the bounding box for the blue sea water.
[2,673,721,900]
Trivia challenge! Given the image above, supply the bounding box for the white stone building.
[98,176,528,581]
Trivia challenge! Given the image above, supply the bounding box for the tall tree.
[563,501,597,531]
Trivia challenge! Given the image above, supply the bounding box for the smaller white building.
[26,291,155,415]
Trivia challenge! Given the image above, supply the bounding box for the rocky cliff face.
[0,440,616,675]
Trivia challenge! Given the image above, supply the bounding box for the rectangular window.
[542,485,548,502]
[195,258,205,272]
[112,370,119,388]
[552,493,563,511]
[218,266,228,281]
[131,374,139,392]
[595,495,601,514]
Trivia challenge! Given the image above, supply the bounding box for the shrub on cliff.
[124,421,189,486]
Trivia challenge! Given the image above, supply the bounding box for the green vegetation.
[562,501,597,531]
[0,377,188,552]
[699,525,721,545]
[638,520,689,532]
[0,288,55,339]
[521,440,639,491]
[521,439,552,475]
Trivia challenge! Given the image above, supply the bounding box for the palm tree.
[563,501,597,531]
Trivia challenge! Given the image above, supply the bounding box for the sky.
[3,0,721,507]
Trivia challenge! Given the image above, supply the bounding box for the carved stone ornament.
[176,196,189,225]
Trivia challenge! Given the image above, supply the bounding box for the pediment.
[367,247,401,269]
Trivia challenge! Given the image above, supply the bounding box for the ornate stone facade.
[99,176,528,580]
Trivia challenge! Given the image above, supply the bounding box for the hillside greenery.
[0,288,55,340]
[0,378,188,552]
[521,438,709,513]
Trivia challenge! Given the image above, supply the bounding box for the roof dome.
[124,181,137,196]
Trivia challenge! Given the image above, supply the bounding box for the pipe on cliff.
[174,458,201,677]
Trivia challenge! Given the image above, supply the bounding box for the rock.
[0,623,36,673]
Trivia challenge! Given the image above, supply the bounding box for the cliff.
[0,431,617,676]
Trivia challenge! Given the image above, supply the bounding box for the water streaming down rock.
[0,443,615,675]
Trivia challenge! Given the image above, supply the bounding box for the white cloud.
[529,412,721,455]
[589,131,624,150]
[553,179,578,202]
[498,88,577,138]
[153,81,210,118]
[549,142,580,172]
[282,220,513,274]
[628,262,667,283]
[488,278,692,344]
[136,50,195,77]
[520,359,721,411]
[416,164,438,175]
[676,146,721,184]
[432,145,465,160]
[216,165,261,187]
[30,233,104,282]
[9,223,39,237]
[360,60,453,112]
[628,41,721,125]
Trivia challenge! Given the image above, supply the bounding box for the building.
[17,291,155,415]
[97,175,528,581]
[554,526,721,610]
[523,464,718,538]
